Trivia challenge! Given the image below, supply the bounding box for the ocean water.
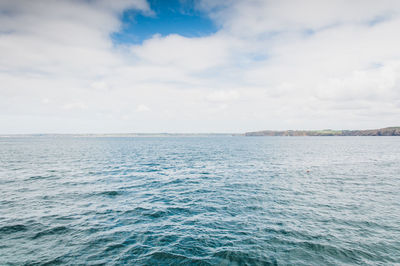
[0,136,399,265]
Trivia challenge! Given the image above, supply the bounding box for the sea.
[0,136,399,265]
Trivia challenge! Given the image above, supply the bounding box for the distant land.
[245,127,400,136]
[1,127,400,137]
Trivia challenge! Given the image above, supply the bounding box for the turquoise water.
[0,136,399,265]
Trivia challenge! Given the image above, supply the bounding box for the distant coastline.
[1,127,400,137]
[245,127,400,136]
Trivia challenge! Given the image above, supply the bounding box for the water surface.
[0,136,399,265]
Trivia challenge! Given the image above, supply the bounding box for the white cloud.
[63,102,89,110]
[136,104,150,112]
[206,90,240,102]
[131,34,232,71]
[1,0,400,133]
[41,98,50,104]
[199,0,400,36]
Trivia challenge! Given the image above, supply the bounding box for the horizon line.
[1,126,399,136]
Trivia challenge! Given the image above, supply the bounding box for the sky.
[1,0,400,134]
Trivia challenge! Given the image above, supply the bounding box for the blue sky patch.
[112,0,217,44]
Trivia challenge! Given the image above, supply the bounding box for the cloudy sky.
[1,0,400,133]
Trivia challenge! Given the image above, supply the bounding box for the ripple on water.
[0,224,28,234]
[31,226,70,240]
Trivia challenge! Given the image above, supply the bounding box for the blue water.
[0,136,399,265]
